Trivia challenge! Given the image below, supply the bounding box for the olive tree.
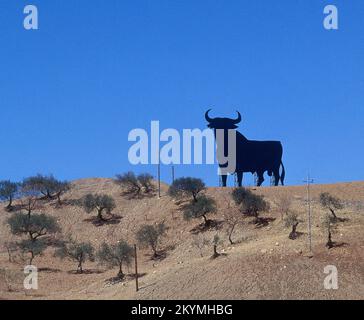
[18,239,48,265]
[55,239,95,273]
[97,240,134,279]
[80,194,116,222]
[183,195,216,227]
[0,180,18,210]
[320,192,344,221]
[232,188,270,224]
[7,212,60,241]
[114,172,155,197]
[7,212,60,264]
[136,223,166,258]
[114,172,141,196]
[22,175,71,203]
[168,177,205,202]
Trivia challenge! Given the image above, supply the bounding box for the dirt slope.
[0,179,363,300]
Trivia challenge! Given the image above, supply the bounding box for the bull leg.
[237,172,243,187]
[273,168,280,186]
[221,175,227,187]
[257,171,265,186]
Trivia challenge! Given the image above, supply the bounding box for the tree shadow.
[253,217,276,228]
[331,242,350,249]
[105,272,148,286]
[83,214,123,227]
[210,252,228,260]
[67,269,104,275]
[38,267,62,273]
[121,190,157,200]
[190,220,224,234]
[50,198,80,208]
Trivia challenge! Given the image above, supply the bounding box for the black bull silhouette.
[205,110,285,187]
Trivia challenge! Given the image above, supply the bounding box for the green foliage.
[168,177,205,202]
[136,223,166,257]
[18,238,48,265]
[183,195,216,225]
[80,193,116,221]
[97,240,134,278]
[115,172,140,195]
[0,180,18,209]
[232,187,270,219]
[7,212,61,240]
[114,172,155,196]
[55,239,95,273]
[22,174,70,202]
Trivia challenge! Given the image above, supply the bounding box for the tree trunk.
[6,196,13,210]
[192,193,197,202]
[57,193,62,206]
[77,260,83,273]
[29,251,34,265]
[329,208,337,220]
[228,224,236,245]
[212,245,220,259]
[97,209,106,221]
[289,222,299,240]
[118,263,124,279]
[326,230,334,249]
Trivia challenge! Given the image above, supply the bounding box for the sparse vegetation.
[183,195,216,227]
[97,240,134,279]
[168,177,205,202]
[55,239,95,273]
[136,223,166,258]
[224,208,244,245]
[284,212,300,240]
[0,180,18,210]
[275,194,292,220]
[192,234,209,257]
[232,188,270,224]
[320,192,344,221]
[137,173,155,194]
[80,193,116,222]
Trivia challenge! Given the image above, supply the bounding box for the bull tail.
[280,161,285,186]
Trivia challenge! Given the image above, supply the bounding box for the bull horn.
[232,111,242,124]
[205,109,214,122]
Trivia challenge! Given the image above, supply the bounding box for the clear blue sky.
[0,0,363,187]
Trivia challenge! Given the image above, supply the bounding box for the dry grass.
[0,179,363,300]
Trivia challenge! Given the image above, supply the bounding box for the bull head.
[205,109,242,129]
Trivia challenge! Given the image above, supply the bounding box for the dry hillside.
[0,179,363,300]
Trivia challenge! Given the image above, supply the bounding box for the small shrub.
[284,212,300,240]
